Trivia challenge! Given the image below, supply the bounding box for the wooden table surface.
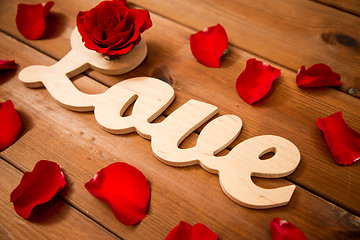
[1,0,359,239]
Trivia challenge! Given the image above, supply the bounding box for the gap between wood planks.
[0,29,60,68]
[0,155,124,240]
[311,0,360,17]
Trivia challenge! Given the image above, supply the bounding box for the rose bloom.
[77,0,152,56]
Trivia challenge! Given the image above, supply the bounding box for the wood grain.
[314,0,360,16]
[131,0,360,97]
[0,158,119,240]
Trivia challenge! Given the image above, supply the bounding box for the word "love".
[19,28,301,209]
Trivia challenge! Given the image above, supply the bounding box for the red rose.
[76,0,152,56]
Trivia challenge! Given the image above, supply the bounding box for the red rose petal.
[10,160,66,219]
[0,100,22,151]
[317,111,360,165]
[114,0,128,7]
[190,24,228,68]
[129,8,152,33]
[236,58,281,105]
[165,221,218,240]
[16,1,54,40]
[271,218,306,240]
[0,60,17,71]
[296,63,341,88]
[85,162,150,226]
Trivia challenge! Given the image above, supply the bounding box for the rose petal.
[190,24,228,68]
[296,63,341,88]
[0,60,17,71]
[165,221,218,240]
[317,111,360,165]
[235,58,281,105]
[128,8,152,33]
[271,218,306,240]
[115,0,128,6]
[10,160,66,219]
[0,100,21,151]
[16,1,54,40]
[85,162,150,226]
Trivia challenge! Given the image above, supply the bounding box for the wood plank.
[313,0,360,16]
[1,27,360,240]
[1,0,359,215]
[130,0,360,98]
[0,158,120,240]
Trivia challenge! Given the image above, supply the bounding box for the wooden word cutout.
[19,28,301,209]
